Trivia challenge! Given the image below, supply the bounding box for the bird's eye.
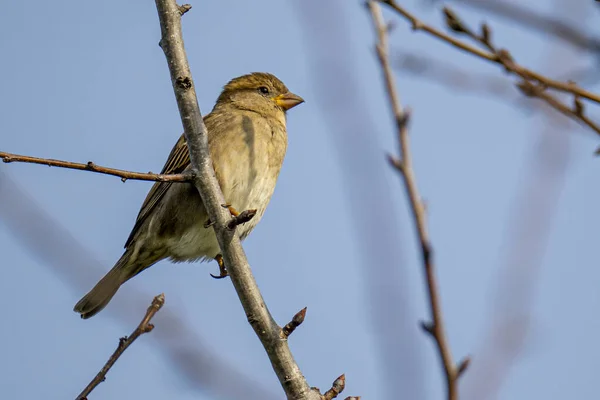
[258,86,270,95]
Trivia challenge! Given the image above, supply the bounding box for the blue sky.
[1,1,599,399]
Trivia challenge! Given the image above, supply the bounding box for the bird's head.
[215,72,304,118]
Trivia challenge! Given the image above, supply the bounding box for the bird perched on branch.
[74,72,304,319]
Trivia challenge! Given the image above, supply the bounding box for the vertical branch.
[153,1,320,399]
[367,3,468,400]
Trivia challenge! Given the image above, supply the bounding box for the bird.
[74,72,304,319]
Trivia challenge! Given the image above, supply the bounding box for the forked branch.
[378,0,600,148]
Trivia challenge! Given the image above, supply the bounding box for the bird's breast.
[210,113,287,236]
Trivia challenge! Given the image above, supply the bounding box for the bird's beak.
[273,92,304,110]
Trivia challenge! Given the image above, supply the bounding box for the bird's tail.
[74,249,138,319]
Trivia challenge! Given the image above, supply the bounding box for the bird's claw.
[210,254,229,279]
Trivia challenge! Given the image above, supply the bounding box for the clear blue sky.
[1,1,599,399]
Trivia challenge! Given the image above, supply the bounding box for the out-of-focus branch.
[0,151,191,183]
[450,0,598,53]
[516,80,600,138]
[75,294,165,400]
[394,50,530,105]
[153,1,328,399]
[293,2,425,397]
[440,7,600,139]
[379,0,599,103]
[378,0,600,141]
[0,171,279,399]
[395,51,600,137]
[463,0,579,395]
[368,3,469,400]
[435,0,600,54]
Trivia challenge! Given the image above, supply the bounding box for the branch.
[0,172,279,399]
[378,0,600,140]
[442,6,600,137]
[439,0,600,54]
[380,0,600,103]
[395,51,600,127]
[464,0,580,393]
[75,294,165,400]
[516,80,600,138]
[367,3,469,400]
[0,151,191,183]
[394,50,531,107]
[293,3,428,397]
[153,1,323,399]
[394,56,600,152]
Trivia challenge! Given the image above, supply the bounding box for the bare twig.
[441,6,600,138]
[379,0,600,105]
[440,0,600,54]
[368,3,468,400]
[153,1,321,398]
[293,3,427,397]
[394,50,532,106]
[0,151,191,182]
[516,81,600,137]
[0,172,279,399]
[379,0,600,148]
[75,294,165,400]
[281,307,307,339]
[395,51,600,140]
[464,0,579,395]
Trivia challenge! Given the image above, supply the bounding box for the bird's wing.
[124,133,190,248]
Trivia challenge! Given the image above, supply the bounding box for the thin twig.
[75,294,165,400]
[368,3,468,400]
[0,151,191,183]
[516,80,600,137]
[394,51,600,127]
[442,0,600,54]
[441,6,600,138]
[464,0,579,394]
[380,0,600,148]
[379,0,600,106]
[153,1,321,399]
[394,50,534,109]
[393,51,600,147]
[0,173,279,399]
[293,3,427,398]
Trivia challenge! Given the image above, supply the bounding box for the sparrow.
[74,72,304,318]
